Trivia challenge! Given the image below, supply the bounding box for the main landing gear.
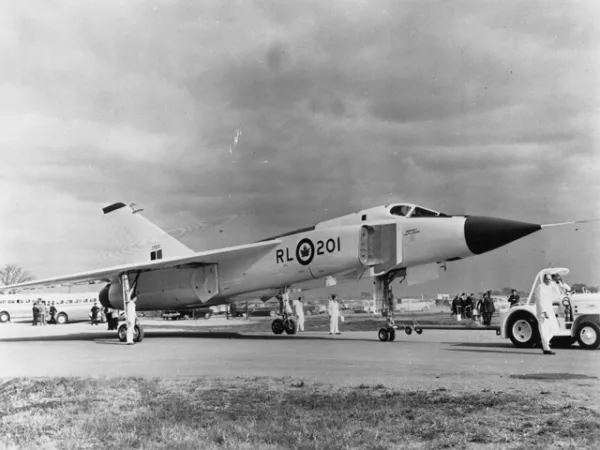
[271,289,297,335]
[117,271,144,343]
[376,270,424,342]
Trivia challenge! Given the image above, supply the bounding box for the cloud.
[1,0,598,292]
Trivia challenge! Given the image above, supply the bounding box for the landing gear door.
[191,264,219,303]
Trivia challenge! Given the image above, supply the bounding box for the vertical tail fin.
[99,202,194,265]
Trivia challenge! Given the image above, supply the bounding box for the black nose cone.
[464,216,541,255]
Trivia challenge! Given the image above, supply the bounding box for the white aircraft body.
[5,201,585,338]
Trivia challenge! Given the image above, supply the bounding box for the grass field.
[1,377,598,450]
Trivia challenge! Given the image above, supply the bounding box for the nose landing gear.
[375,270,425,342]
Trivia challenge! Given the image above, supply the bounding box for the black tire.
[405,326,413,335]
[506,313,539,348]
[118,324,143,343]
[270,310,277,317]
[0,311,9,323]
[378,328,389,342]
[118,324,127,342]
[284,317,297,335]
[576,321,600,350]
[550,336,576,348]
[271,319,284,335]
[414,327,423,335]
[56,313,68,325]
[204,312,212,320]
[134,325,144,343]
[306,310,312,316]
[388,327,396,341]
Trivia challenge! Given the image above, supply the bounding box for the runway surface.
[2,319,599,402]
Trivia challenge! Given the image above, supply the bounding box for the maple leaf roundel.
[295,238,315,266]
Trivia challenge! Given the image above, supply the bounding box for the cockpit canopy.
[315,202,452,229]
[388,203,450,218]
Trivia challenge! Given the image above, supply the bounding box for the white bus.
[0,292,104,324]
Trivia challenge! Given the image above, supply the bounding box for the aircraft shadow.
[0,330,395,344]
[445,341,595,352]
[445,348,541,356]
[444,342,516,349]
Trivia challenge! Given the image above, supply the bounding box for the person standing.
[328,294,341,335]
[507,289,520,308]
[90,302,100,325]
[105,307,113,330]
[294,296,305,332]
[482,292,495,326]
[49,302,57,324]
[39,300,47,326]
[32,301,39,326]
[451,295,459,316]
[126,293,138,345]
[537,273,558,355]
[552,274,571,298]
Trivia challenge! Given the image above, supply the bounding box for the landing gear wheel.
[284,317,297,335]
[405,326,413,335]
[576,322,600,350]
[507,313,540,348]
[135,325,144,342]
[117,324,143,343]
[378,328,389,342]
[414,327,423,335]
[271,319,284,335]
[388,327,396,341]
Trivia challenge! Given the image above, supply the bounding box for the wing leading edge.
[4,240,281,291]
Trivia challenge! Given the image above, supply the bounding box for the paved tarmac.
[2,319,599,402]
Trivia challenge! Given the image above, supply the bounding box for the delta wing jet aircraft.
[5,201,588,340]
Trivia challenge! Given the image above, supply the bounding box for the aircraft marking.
[275,237,341,265]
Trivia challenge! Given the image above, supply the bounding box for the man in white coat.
[126,292,138,345]
[552,273,571,297]
[328,294,341,335]
[536,273,558,355]
[294,296,305,332]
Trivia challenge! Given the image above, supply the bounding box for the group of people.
[31,300,58,325]
[276,293,343,335]
[536,272,571,355]
[450,292,496,326]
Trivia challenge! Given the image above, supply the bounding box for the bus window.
[26,299,31,303]
[59,300,64,304]
[0,300,5,304]
[66,300,73,304]
[8,300,15,304]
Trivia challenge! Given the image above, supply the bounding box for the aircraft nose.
[464,216,542,255]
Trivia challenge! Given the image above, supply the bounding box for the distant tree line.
[0,264,35,294]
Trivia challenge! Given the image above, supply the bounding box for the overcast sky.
[1,0,599,297]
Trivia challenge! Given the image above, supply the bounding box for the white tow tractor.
[499,268,600,350]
